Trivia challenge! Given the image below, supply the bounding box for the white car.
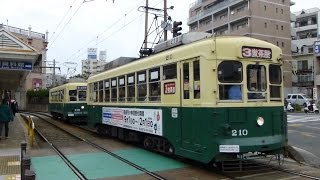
[286,93,312,106]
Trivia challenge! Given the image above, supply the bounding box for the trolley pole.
[144,0,148,49]
[164,0,167,41]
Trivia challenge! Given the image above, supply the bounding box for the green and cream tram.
[49,82,88,123]
[86,32,286,164]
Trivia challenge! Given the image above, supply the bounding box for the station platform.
[0,113,27,180]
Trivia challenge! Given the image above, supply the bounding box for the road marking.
[300,132,317,138]
[287,114,320,123]
[305,126,320,130]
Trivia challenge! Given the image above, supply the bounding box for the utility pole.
[164,0,167,41]
[52,59,56,87]
[144,0,148,49]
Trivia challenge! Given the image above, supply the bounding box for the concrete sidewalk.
[0,113,28,180]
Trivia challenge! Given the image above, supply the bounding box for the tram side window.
[119,76,125,102]
[69,90,77,101]
[269,64,282,99]
[163,63,177,80]
[104,79,110,102]
[149,67,160,101]
[247,65,267,100]
[99,81,104,102]
[51,92,57,102]
[137,71,147,101]
[127,73,135,102]
[183,63,190,99]
[51,92,56,102]
[78,91,86,101]
[218,61,243,100]
[193,60,200,99]
[61,90,64,102]
[111,78,117,102]
[94,82,98,102]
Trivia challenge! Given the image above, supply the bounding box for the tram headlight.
[257,117,264,126]
[81,106,84,109]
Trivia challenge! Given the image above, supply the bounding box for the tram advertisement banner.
[102,107,163,136]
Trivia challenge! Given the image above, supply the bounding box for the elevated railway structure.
[0,24,48,109]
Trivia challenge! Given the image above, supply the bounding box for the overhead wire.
[67,0,163,62]
[61,0,164,74]
[65,0,145,62]
[49,0,79,42]
[71,12,144,61]
[49,0,85,49]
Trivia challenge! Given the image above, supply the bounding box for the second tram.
[49,82,88,123]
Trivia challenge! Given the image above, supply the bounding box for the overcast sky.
[0,0,319,77]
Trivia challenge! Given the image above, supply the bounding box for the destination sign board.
[242,46,272,59]
[0,61,32,71]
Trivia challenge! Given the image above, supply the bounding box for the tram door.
[180,59,201,151]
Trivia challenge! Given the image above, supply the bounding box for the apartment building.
[188,0,293,95]
[291,8,320,98]
[82,49,107,78]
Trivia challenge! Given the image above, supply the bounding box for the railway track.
[22,112,167,180]
[24,112,320,180]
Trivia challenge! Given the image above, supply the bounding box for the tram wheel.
[144,138,154,149]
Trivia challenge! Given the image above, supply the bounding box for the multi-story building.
[291,8,320,99]
[82,49,107,78]
[188,0,294,95]
[0,24,48,109]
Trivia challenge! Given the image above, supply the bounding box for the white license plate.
[219,145,240,153]
[68,114,74,117]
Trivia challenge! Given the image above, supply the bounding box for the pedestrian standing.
[0,99,13,140]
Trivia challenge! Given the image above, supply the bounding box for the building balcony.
[229,9,250,22]
[212,17,229,29]
[189,0,203,10]
[293,74,314,87]
[295,24,317,32]
[292,81,314,87]
[188,0,243,24]
[198,21,213,32]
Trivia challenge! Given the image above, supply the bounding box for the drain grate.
[0,156,20,175]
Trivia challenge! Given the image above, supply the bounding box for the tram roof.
[88,33,282,83]
[50,82,87,91]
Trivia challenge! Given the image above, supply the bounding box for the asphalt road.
[287,112,320,158]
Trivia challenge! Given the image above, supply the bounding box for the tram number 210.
[232,129,248,136]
